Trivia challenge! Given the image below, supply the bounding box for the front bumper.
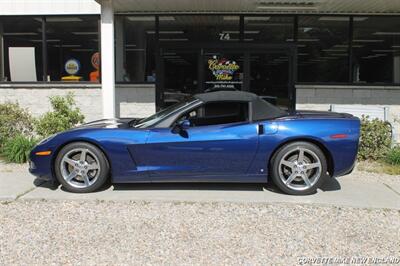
[28,159,53,181]
[29,146,55,181]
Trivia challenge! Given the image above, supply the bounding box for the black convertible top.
[194,91,287,120]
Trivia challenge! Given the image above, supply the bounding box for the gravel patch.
[1,200,399,265]
[351,161,400,184]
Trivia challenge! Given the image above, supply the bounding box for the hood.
[75,118,142,129]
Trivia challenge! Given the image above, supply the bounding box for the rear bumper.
[333,160,356,178]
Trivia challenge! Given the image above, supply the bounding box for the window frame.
[172,100,252,128]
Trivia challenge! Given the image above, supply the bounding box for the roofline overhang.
[96,0,400,16]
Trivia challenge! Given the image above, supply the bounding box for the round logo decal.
[91,52,100,70]
[64,59,80,75]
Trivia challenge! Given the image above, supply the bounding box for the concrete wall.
[0,83,156,122]
[296,85,400,143]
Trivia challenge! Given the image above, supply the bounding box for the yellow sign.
[208,57,240,81]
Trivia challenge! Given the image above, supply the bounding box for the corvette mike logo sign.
[208,56,240,81]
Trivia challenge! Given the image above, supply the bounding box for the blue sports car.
[29,91,360,195]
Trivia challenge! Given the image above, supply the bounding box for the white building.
[0,0,399,141]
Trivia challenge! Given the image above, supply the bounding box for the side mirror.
[180,119,191,130]
[172,119,191,134]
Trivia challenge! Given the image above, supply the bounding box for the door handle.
[258,122,278,135]
[258,124,264,135]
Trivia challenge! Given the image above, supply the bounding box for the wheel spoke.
[65,171,77,182]
[82,174,91,186]
[87,162,99,171]
[304,162,321,170]
[63,157,78,167]
[298,148,305,163]
[285,173,297,185]
[281,160,294,169]
[301,174,312,187]
[80,149,87,162]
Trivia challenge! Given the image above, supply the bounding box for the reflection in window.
[250,53,289,108]
[159,15,239,42]
[46,16,99,82]
[115,16,156,83]
[297,16,349,82]
[183,101,249,127]
[353,17,400,84]
[0,17,43,81]
[162,51,198,107]
[244,16,294,43]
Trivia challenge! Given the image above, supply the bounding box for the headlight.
[38,134,56,145]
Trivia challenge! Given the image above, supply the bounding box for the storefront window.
[352,16,400,84]
[46,16,99,82]
[297,16,350,82]
[2,14,400,86]
[244,16,294,43]
[116,16,156,83]
[0,17,43,82]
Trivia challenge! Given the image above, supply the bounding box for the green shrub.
[35,93,85,137]
[1,134,38,163]
[358,116,392,161]
[385,147,400,165]
[0,102,35,147]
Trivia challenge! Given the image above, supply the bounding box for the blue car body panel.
[29,114,360,184]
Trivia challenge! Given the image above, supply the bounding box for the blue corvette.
[29,91,360,195]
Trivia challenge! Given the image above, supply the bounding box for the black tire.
[54,142,109,193]
[270,141,328,195]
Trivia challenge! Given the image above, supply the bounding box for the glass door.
[249,52,292,110]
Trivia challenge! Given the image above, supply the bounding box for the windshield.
[134,97,197,128]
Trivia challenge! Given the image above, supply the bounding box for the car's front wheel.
[54,142,109,193]
[270,141,328,195]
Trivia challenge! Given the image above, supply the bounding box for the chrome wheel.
[60,148,101,189]
[278,147,322,191]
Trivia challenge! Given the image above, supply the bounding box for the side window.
[178,101,249,127]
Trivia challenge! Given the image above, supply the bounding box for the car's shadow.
[34,176,341,195]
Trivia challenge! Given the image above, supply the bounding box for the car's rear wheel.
[270,141,328,195]
[54,142,109,193]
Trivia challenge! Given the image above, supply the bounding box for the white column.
[0,22,4,81]
[100,0,116,118]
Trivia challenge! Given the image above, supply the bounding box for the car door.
[131,101,259,181]
[141,122,259,181]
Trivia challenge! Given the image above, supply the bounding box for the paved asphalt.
[1,167,400,210]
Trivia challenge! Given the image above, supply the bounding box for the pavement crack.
[14,180,46,201]
[383,183,400,196]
